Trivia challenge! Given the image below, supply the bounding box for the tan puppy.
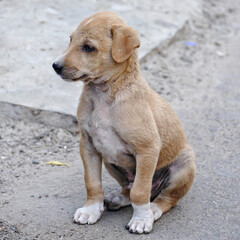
[53,11,196,234]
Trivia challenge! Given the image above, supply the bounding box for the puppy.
[53,11,196,234]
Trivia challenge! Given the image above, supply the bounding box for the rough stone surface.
[0,0,240,239]
[0,0,200,116]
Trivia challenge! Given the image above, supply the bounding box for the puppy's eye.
[82,44,95,53]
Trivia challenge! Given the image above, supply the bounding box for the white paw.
[73,202,104,225]
[150,202,163,221]
[104,192,130,210]
[126,203,154,234]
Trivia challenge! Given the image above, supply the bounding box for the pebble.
[163,74,169,79]
[181,55,192,63]
[214,41,221,46]
[31,109,41,116]
[46,7,58,15]
[32,160,39,164]
[10,225,20,234]
[143,66,148,70]
[216,51,225,57]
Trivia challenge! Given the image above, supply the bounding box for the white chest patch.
[83,97,128,162]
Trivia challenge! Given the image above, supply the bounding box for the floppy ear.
[111,25,140,63]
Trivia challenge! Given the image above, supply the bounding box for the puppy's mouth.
[61,73,89,82]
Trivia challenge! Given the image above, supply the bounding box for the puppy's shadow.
[102,205,132,226]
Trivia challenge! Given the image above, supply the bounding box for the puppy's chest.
[83,100,127,161]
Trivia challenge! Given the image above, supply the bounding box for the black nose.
[52,62,63,74]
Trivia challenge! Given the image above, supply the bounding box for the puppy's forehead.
[77,11,125,34]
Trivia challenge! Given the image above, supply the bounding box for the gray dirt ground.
[0,0,240,239]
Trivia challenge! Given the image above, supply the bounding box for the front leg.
[114,99,162,233]
[73,132,104,225]
[127,144,160,234]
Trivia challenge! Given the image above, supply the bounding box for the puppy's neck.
[86,51,140,100]
[107,51,140,98]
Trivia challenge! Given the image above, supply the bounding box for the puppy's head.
[52,11,140,83]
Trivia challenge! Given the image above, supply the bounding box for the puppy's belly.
[110,163,171,200]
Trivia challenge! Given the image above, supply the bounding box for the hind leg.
[151,145,196,221]
[104,188,131,210]
[104,162,131,210]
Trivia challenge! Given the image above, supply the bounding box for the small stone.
[31,109,41,116]
[1,190,6,193]
[163,74,169,79]
[32,160,39,164]
[215,12,225,19]
[0,218,4,223]
[180,55,192,63]
[11,225,20,234]
[216,51,225,57]
[35,135,44,140]
[143,66,148,70]
[46,7,58,15]
[214,41,221,46]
